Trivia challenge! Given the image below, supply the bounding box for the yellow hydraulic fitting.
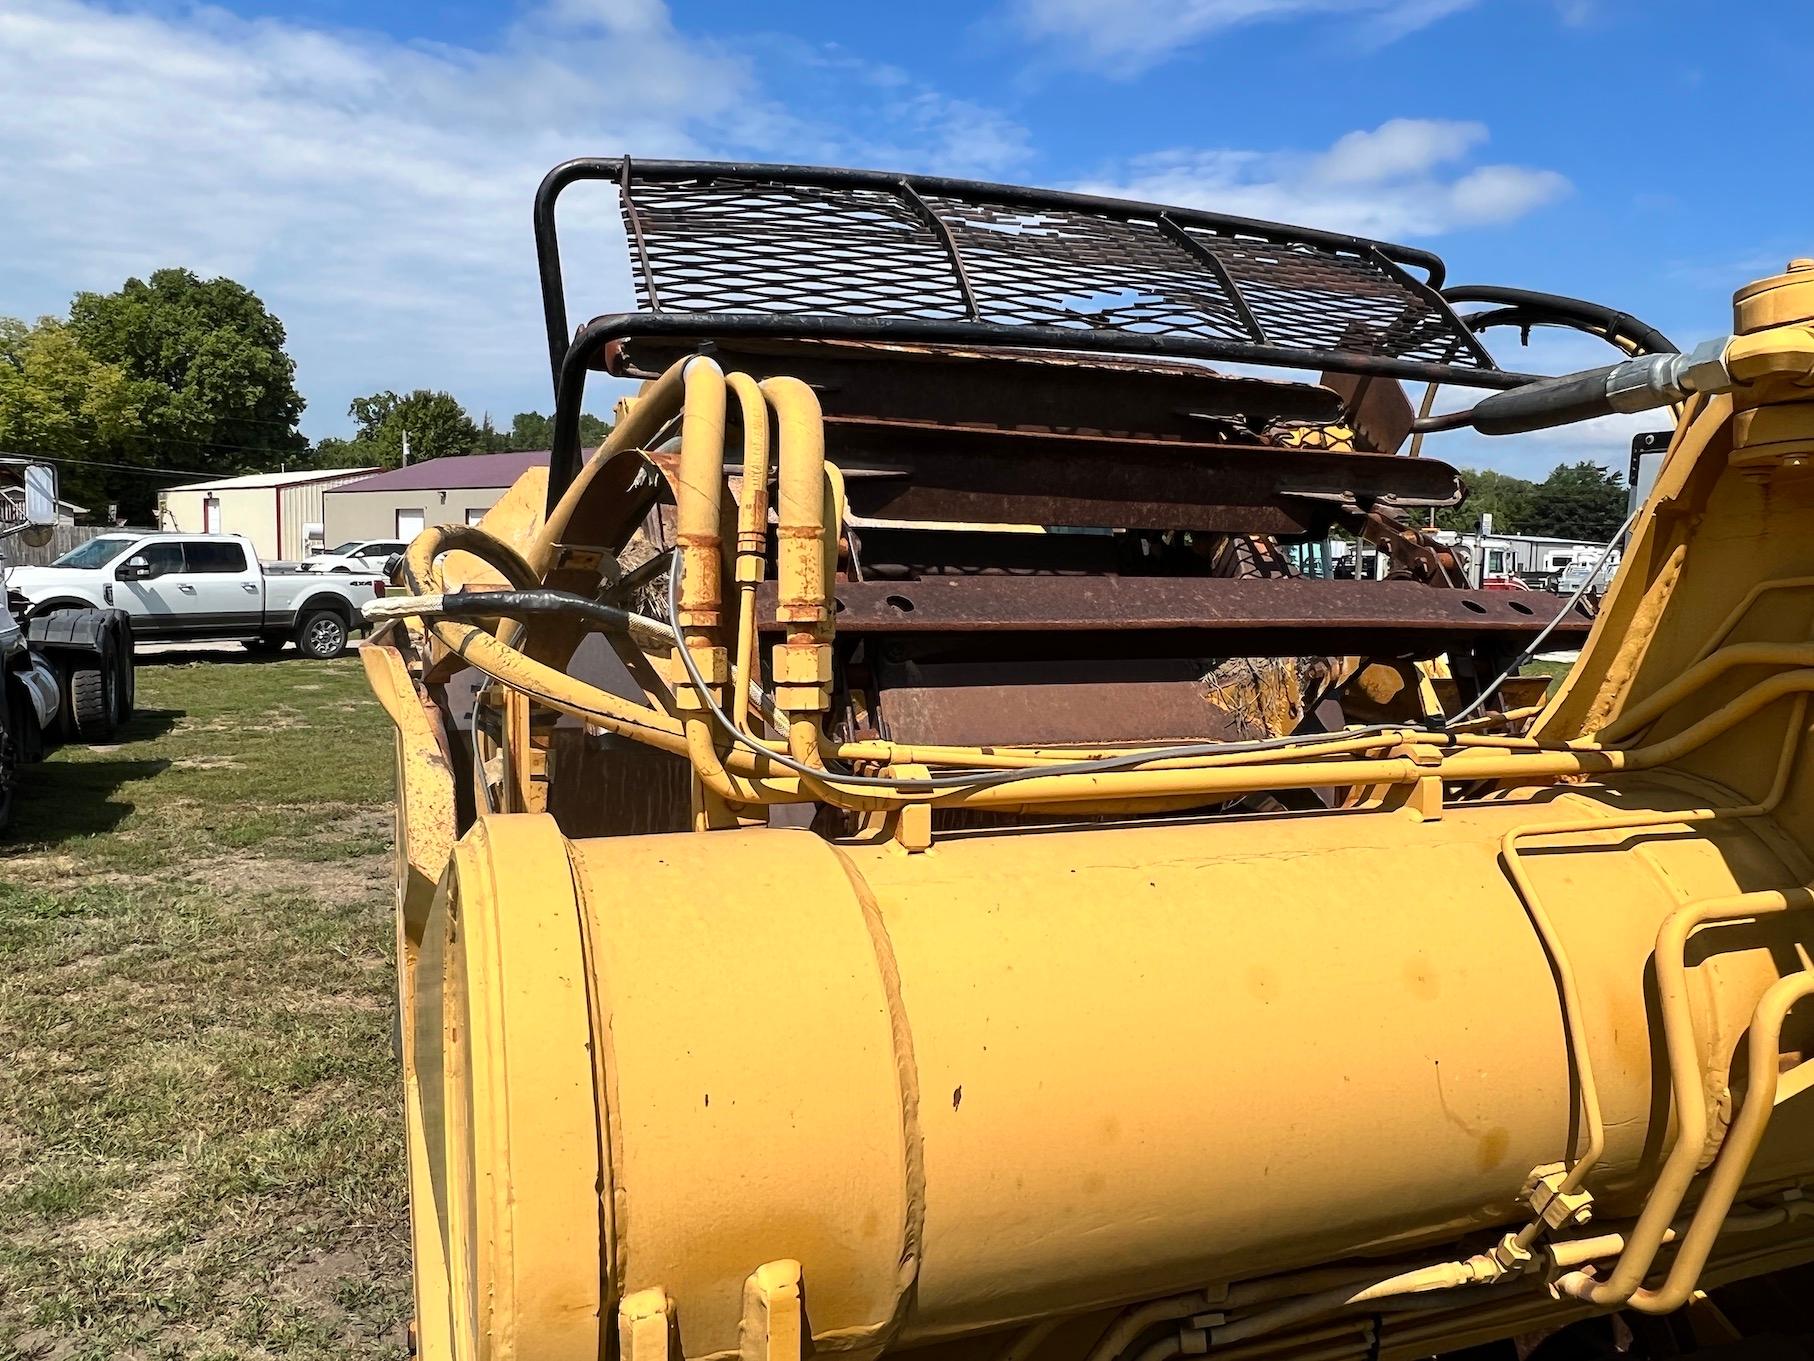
[1487,1234,1534,1277]
[1521,1162,1594,1231]
[1734,257,1814,334]
[771,641,833,713]
[668,644,729,710]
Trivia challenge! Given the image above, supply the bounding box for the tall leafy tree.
[67,269,306,516]
[306,389,481,470]
[1526,461,1627,540]
[0,316,145,515]
[505,410,611,450]
[1435,468,1538,534]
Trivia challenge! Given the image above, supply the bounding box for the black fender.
[27,605,134,658]
[26,606,110,654]
[21,596,98,623]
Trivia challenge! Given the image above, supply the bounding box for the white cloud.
[0,1,1031,441]
[1073,119,1569,240]
[1006,0,1479,76]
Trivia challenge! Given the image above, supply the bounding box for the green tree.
[1435,467,1537,534]
[305,435,378,470]
[67,269,306,516]
[300,389,482,470]
[505,410,612,450]
[0,316,146,515]
[1525,461,1626,539]
[508,411,552,448]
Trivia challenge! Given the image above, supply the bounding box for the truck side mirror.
[22,464,57,528]
[116,555,153,581]
[1,460,58,548]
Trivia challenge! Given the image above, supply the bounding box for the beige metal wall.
[159,472,375,561]
[323,487,512,544]
[159,488,278,557]
[278,472,375,558]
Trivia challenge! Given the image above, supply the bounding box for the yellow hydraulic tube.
[673,357,728,637]
[1618,973,1814,1314]
[1499,691,1808,1247]
[728,371,772,734]
[1557,884,1814,1308]
[531,356,696,577]
[762,375,830,643]
[1594,642,1814,744]
[400,523,693,755]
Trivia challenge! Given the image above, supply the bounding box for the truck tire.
[8,685,44,765]
[106,611,135,726]
[0,718,14,834]
[296,610,349,660]
[66,628,119,741]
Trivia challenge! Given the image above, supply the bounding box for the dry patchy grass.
[0,653,408,1360]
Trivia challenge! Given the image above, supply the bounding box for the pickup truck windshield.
[50,536,136,569]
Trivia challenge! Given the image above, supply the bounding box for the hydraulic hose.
[1555,886,1814,1308]
[400,522,692,756]
[1617,972,1814,1314]
[727,371,772,733]
[1415,336,1730,437]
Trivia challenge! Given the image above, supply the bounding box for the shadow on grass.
[9,709,184,846]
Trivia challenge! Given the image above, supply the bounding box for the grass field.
[0,650,409,1361]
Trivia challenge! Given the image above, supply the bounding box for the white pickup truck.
[8,532,384,659]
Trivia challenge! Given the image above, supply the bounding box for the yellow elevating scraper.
[365,161,1814,1361]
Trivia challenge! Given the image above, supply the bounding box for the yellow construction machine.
[365,161,1814,1361]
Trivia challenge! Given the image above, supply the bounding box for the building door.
[396,508,425,539]
[204,495,222,533]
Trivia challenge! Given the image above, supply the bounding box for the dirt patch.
[181,850,390,901]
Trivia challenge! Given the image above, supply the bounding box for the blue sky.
[2,0,1810,477]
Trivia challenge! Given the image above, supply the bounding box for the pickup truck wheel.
[67,631,119,741]
[297,610,349,660]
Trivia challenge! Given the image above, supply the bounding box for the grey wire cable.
[1445,507,1640,729]
[663,549,1405,793]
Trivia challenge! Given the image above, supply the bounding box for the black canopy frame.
[534,157,1549,508]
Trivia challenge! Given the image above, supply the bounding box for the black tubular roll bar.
[1442,284,1678,357]
[534,158,1550,510]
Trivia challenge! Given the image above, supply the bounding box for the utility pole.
[402,429,411,466]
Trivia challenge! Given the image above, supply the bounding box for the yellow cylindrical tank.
[409,779,1814,1361]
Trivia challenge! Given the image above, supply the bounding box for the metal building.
[321,452,549,546]
[159,467,378,562]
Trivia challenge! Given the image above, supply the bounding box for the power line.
[0,450,255,481]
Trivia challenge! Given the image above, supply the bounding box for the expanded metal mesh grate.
[614,166,1494,371]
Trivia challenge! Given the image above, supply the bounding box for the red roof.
[330,450,551,493]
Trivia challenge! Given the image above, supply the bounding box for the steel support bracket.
[886,765,933,853]
[1383,741,1446,821]
[620,1288,678,1361]
[740,1259,810,1361]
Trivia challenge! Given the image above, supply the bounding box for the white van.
[1556,546,1620,596]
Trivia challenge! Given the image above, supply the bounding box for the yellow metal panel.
[424,815,602,1361]
[568,828,916,1361]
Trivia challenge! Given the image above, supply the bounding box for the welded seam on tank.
[567,844,630,1315]
[827,847,928,1354]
